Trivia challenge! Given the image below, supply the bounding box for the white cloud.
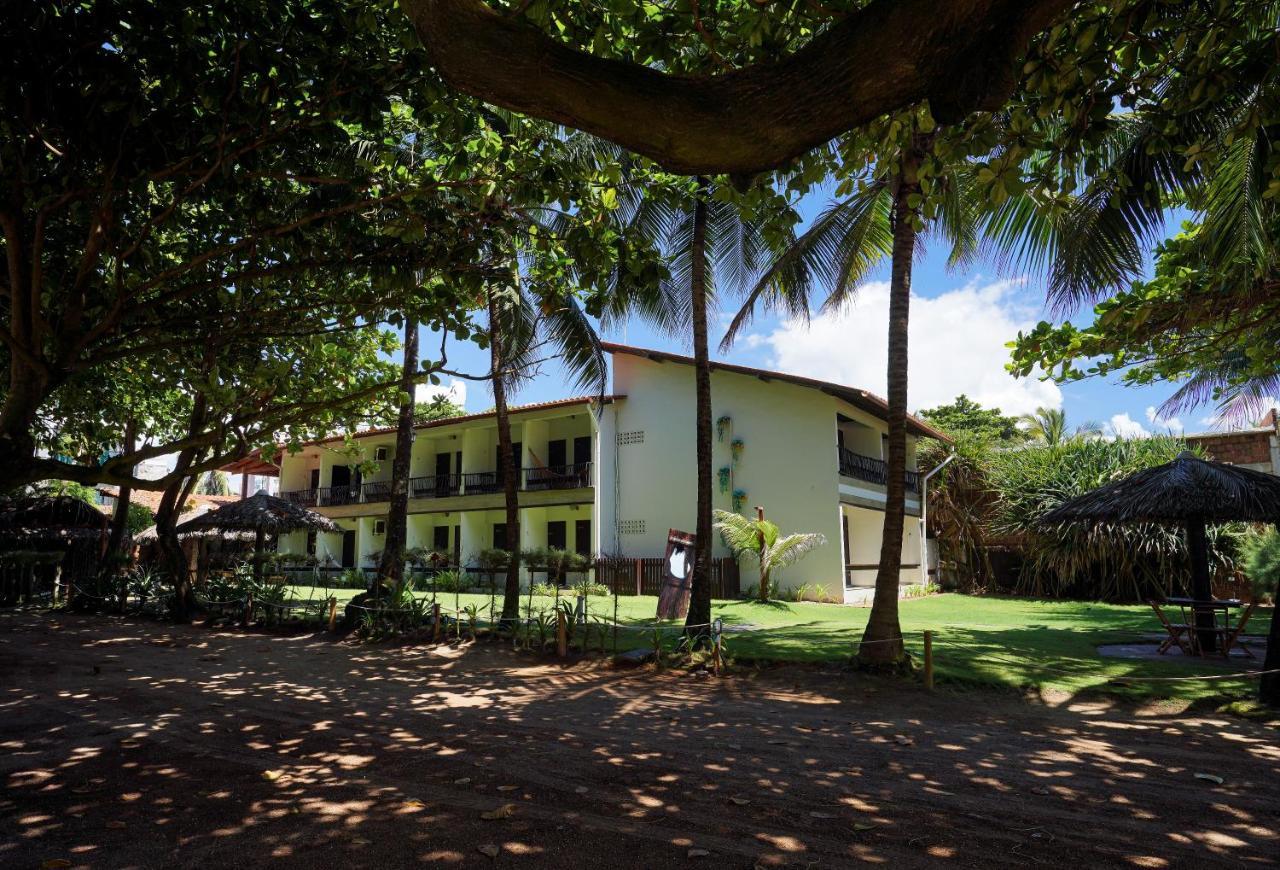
[1144,405,1183,434]
[1106,413,1149,439]
[416,379,467,409]
[752,278,1061,416]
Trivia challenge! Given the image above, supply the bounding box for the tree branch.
[399,0,1077,174]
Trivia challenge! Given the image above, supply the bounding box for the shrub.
[429,570,466,593]
[530,581,558,597]
[571,580,610,597]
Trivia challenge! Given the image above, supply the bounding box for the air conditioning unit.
[374,446,390,461]
[374,520,387,535]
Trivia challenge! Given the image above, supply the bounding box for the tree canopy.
[918,395,1026,444]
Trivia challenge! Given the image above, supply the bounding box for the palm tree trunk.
[686,177,713,645]
[491,290,523,627]
[377,316,419,591]
[858,148,923,666]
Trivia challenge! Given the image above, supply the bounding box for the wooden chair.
[1149,600,1195,655]
[1217,601,1258,659]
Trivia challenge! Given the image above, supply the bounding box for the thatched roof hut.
[0,495,108,538]
[1044,451,1280,651]
[175,493,340,582]
[175,492,340,535]
[1043,451,1280,525]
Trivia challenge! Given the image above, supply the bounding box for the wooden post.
[327,596,338,632]
[556,607,567,658]
[923,630,934,690]
[634,558,642,596]
[711,619,722,677]
[243,592,254,626]
[432,602,441,642]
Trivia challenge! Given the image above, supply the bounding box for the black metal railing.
[316,484,362,506]
[462,470,503,494]
[523,461,592,491]
[280,489,318,507]
[361,480,393,502]
[837,447,919,493]
[408,474,461,499]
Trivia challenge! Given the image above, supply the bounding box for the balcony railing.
[282,462,594,508]
[409,473,461,499]
[838,446,920,493]
[280,489,317,507]
[523,462,592,491]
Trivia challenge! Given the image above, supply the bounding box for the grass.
[283,583,1273,703]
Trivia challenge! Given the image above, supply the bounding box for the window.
[374,519,387,536]
[618,519,645,535]
[617,430,644,445]
[493,523,507,550]
[547,520,567,550]
[374,446,390,461]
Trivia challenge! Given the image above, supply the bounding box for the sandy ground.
[2,610,1277,869]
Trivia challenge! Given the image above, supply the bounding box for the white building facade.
[276,344,947,603]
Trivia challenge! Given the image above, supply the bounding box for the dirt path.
[2,610,1276,868]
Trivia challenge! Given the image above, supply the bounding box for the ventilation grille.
[617,520,645,535]
[617,430,645,445]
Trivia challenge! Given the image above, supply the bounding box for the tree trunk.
[491,290,523,627]
[685,178,713,646]
[377,315,419,591]
[1261,576,1280,707]
[153,470,201,622]
[1186,517,1217,652]
[858,148,923,667]
[101,418,138,587]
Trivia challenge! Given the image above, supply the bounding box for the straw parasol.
[176,492,340,582]
[1044,451,1280,648]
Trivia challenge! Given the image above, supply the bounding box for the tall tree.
[724,112,1003,665]
[376,315,420,590]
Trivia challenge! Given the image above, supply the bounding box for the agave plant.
[713,508,826,602]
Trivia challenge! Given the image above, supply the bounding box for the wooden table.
[1165,597,1244,657]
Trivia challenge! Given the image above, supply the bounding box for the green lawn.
[284,584,1272,703]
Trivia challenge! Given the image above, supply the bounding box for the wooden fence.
[593,556,740,599]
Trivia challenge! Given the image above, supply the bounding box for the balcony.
[523,462,592,491]
[280,462,593,508]
[838,447,919,493]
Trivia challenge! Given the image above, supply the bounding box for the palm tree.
[1018,407,1102,447]
[375,314,419,591]
[713,507,825,602]
[614,174,781,643]
[484,268,607,628]
[725,124,972,665]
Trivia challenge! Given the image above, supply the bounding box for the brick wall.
[1186,431,1272,467]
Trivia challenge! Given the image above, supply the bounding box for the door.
[433,525,449,552]
[309,468,320,491]
[573,435,592,485]
[330,465,350,506]
[547,520,567,551]
[574,519,591,557]
[434,452,453,495]
[493,523,507,551]
[341,530,356,568]
[453,526,461,565]
[547,439,567,468]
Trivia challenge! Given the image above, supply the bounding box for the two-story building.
[274,343,948,602]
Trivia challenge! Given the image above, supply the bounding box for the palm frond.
[763,532,827,572]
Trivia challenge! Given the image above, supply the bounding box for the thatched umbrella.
[176,492,340,582]
[1044,451,1280,649]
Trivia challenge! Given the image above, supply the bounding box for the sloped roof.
[601,342,950,441]
[1043,451,1280,525]
[96,487,239,515]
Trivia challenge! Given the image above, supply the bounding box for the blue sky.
[416,195,1216,438]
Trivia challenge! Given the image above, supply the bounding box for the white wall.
[608,354,843,594]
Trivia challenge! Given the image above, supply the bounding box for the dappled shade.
[1042,451,1280,525]
[175,492,340,535]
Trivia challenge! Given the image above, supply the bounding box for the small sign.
[657,529,695,620]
